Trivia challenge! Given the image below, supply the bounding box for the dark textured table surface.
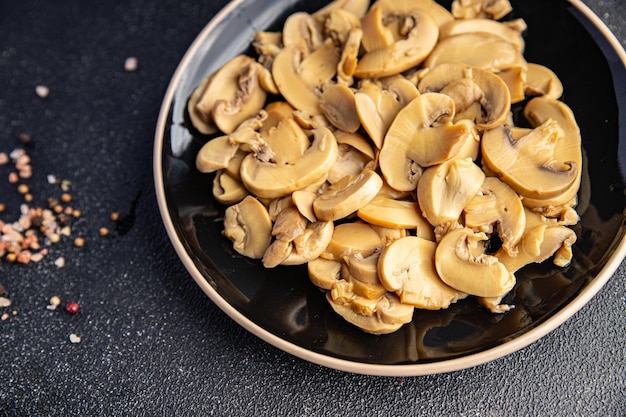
[1,1,624,416]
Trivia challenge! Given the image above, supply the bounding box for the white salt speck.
[124,56,138,71]
[55,257,65,268]
[0,297,12,308]
[47,174,57,184]
[35,85,49,98]
[69,333,81,344]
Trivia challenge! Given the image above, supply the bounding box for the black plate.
[154,0,626,375]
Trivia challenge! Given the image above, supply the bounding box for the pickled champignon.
[379,93,472,192]
[463,176,526,256]
[451,0,513,20]
[239,126,339,199]
[357,196,435,241]
[354,76,420,149]
[355,2,439,78]
[321,221,385,261]
[378,236,466,309]
[327,285,414,334]
[188,55,267,135]
[307,257,342,290]
[439,18,526,52]
[481,119,578,201]
[418,63,511,130]
[272,38,340,115]
[435,227,515,298]
[313,169,383,221]
[223,196,273,259]
[525,63,564,99]
[212,170,248,205]
[320,84,360,133]
[417,157,486,229]
[313,0,370,20]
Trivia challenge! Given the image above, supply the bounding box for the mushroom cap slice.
[525,63,563,99]
[212,170,248,206]
[192,55,267,135]
[355,6,438,78]
[439,18,526,52]
[334,130,375,160]
[320,84,360,133]
[313,0,370,19]
[417,157,486,227]
[496,224,577,272]
[418,63,511,130]
[354,77,420,149]
[261,117,310,165]
[313,169,383,221]
[239,126,339,199]
[272,40,340,116]
[357,196,435,241]
[379,93,472,192]
[195,135,240,173]
[321,221,385,261]
[281,220,335,266]
[451,0,513,20]
[424,32,526,74]
[222,196,273,259]
[378,236,466,309]
[343,251,381,285]
[481,120,578,200]
[326,290,414,335]
[435,228,516,298]
[464,176,526,256]
[308,258,342,290]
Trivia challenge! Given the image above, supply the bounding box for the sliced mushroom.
[190,55,268,135]
[378,236,466,309]
[435,227,515,298]
[334,130,376,160]
[292,190,318,223]
[423,32,526,75]
[417,157,486,228]
[496,66,526,104]
[341,264,388,300]
[280,220,335,266]
[327,288,414,334]
[327,141,374,184]
[525,63,564,99]
[418,63,511,130]
[343,251,381,285]
[354,76,420,149]
[313,0,370,19]
[321,221,385,261]
[496,224,577,272]
[357,196,435,241]
[195,135,240,174]
[464,176,525,256]
[252,31,283,69]
[481,119,578,200]
[320,84,360,133]
[439,18,526,52]
[379,93,472,191]
[355,5,438,78]
[282,12,324,50]
[451,0,513,20]
[260,117,310,165]
[272,39,340,115]
[307,257,342,290]
[222,196,273,259]
[239,126,339,199]
[314,169,383,221]
[213,170,248,205]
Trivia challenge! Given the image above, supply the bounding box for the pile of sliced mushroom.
[189,0,582,334]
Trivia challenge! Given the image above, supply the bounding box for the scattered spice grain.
[99,227,109,237]
[35,85,49,98]
[73,237,85,247]
[69,333,81,344]
[65,302,79,314]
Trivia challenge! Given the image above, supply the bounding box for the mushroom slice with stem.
[343,251,381,285]
[355,5,438,78]
[239,126,339,199]
[520,97,582,211]
[439,18,526,52]
[212,170,248,205]
[481,119,578,201]
[195,135,240,174]
[525,63,563,99]
[378,236,466,309]
[451,0,513,20]
[435,227,516,298]
[222,196,273,259]
[282,12,324,50]
[313,169,383,221]
[190,55,268,135]
[267,220,335,267]
[327,287,414,334]
[272,39,340,116]
[354,76,420,149]
[291,190,318,223]
[313,0,370,20]
[423,32,526,75]
[418,63,511,130]
[417,157,486,229]
[260,117,310,165]
[357,197,435,241]
[379,93,472,192]
[464,176,526,256]
[320,84,360,133]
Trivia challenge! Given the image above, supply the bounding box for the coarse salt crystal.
[69,333,81,344]
[47,174,57,184]
[124,56,138,71]
[35,85,49,98]
[55,257,65,268]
